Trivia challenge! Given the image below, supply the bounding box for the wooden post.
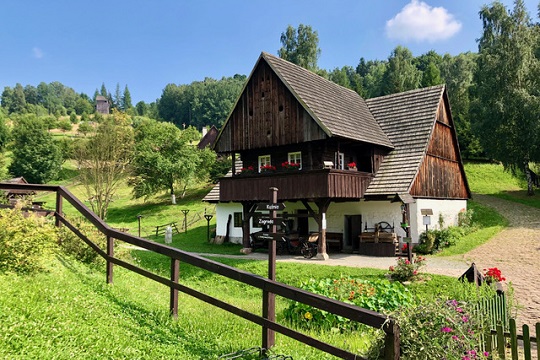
[384,320,400,360]
[262,187,277,351]
[106,235,114,284]
[55,191,63,228]
[170,258,179,318]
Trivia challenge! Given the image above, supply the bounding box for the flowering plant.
[347,162,356,169]
[281,161,300,170]
[401,243,408,253]
[260,164,276,172]
[483,267,506,283]
[239,166,254,175]
[389,255,426,282]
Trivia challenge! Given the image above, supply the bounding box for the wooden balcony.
[219,169,374,202]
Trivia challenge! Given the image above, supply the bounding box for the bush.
[57,217,107,265]
[388,256,426,282]
[283,277,414,331]
[368,298,490,360]
[0,208,57,274]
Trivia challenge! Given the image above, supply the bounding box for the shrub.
[283,277,414,331]
[57,217,107,265]
[368,298,490,360]
[0,208,57,274]
[388,256,426,282]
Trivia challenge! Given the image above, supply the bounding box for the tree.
[382,46,422,95]
[8,115,62,183]
[440,52,481,158]
[130,120,214,201]
[78,121,93,136]
[278,24,321,71]
[76,112,134,219]
[135,101,148,116]
[113,83,121,109]
[121,85,132,111]
[0,112,9,151]
[472,0,540,195]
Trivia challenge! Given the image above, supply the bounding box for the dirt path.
[464,194,540,327]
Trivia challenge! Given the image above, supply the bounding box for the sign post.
[261,187,285,352]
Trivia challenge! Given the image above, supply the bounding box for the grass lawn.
[464,161,540,208]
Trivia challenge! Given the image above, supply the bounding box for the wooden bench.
[155,222,180,237]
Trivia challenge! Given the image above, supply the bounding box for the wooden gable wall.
[214,59,327,153]
[410,98,469,199]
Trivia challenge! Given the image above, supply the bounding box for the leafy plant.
[368,298,489,360]
[283,276,414,331]
[0,208,57,274]
[57,217,108,265]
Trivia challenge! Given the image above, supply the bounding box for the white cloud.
[386,0,462,42]
[32,47,44,59]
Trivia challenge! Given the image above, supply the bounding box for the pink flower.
[441,327,453,333]
[462,357,470,360]
[462,316,469,323]
[452,335,459,340]
[456,307,463,313]
[483,351,489,357]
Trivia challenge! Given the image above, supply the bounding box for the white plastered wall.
[409,198,467,241]
[215,198,467,245]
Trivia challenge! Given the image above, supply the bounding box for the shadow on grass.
[491,190,540,209]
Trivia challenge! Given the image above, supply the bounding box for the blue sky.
[0,0,537,104]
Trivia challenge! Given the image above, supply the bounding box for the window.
[288,152,302,169]
[335,152,345,170]
[233,212,243,227]
[258,155,271,173]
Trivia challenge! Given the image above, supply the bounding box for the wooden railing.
[219,169,374,202]
[0,182,400,360]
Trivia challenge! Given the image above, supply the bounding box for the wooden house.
[95,95,110,115]
[205,52,470,258]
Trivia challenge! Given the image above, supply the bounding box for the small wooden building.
[95,95,110,115]
[205,52,470,258]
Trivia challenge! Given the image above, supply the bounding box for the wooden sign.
[256,202,286,211]
[257,217,284,226]
[257,232,283,241]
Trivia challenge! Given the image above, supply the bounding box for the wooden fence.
[0,183,400,359]
[474,285,538,360]
[485,319,539,360]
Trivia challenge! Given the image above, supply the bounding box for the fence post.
[522,324,531,360]
[55,191,63,227]
[262,187,278,352]
[384,320,400,360]
[170,258,179,318]
[106,236,114,284]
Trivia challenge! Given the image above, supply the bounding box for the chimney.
[202,127,208,137]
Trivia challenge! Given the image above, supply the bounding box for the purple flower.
[462,316,469,322]
[452,335,459,340]
[446,299,458,307]
[462,357,470,360]
[456,307,463,313]
[441,327,453,333]
[483,351,489,357]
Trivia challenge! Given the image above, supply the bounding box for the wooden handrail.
[0,182,400,359]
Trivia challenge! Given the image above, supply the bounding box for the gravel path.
[463,194,540,327]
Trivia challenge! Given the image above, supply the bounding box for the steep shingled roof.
[364,85,445,195]
[261,52,393,149]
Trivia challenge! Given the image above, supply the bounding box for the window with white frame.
[335,152,345,170]
[288,152,302,169]
[258,155,271,172]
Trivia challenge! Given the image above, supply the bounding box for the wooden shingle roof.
[364,85,445,196]
[261,52,393,149]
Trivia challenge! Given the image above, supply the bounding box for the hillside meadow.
[0,160,535,359]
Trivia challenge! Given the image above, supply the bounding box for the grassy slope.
[464,162,540,208]
[1,161,526,358]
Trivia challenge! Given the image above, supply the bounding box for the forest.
[0,0,539,195]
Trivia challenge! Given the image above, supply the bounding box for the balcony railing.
[219,169,374,202]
